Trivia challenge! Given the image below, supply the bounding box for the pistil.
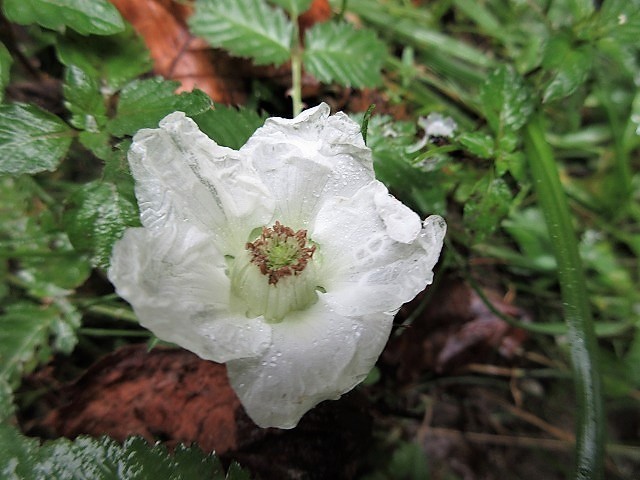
[246,221,316,285]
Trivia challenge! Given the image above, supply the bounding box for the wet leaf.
[0,303,71,389]
[269,0,313,15]
[63,64,107,131]
[107,78,212,137]
[190,0,292,66]
[0,42,12,103]
[2,0,124,35]
[56,27,152,91]
[193,105,267,150]
[463,177,512,241]
[596,0,640,43]
[0,103,73,175]
[479,65,533,135]
[457,131,495,159]
[542,35,593,103]
[303,21,386,87]
[0,423,236,480]
[63,181,140,269]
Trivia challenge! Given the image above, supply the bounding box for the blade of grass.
[524,114,604,480]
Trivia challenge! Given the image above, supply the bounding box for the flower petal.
[312,181,446,316]
[129,112,274,252]
[108,223,271,362]
[240,103,374,229]
[226,296,393,428]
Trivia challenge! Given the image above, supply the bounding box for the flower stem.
[524,114,604,480]
[291,21,303,117]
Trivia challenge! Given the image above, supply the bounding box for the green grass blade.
[524,115,604,480]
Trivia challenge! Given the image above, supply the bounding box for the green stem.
[85,304,139,323]
[524,115,604,480]
[291,20,303,117]
[79,328,150,338]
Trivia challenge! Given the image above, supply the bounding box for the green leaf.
[479,65,533,135]
[108,78,212,137]
[524,115,604,479]
[496,150,526,181]
[457,131,495,159]
[63,64,107,131]
[269,0,313,15]
[193,105,266,150]
[56,28,152,91]
[303,21,385,87]
[0,303,57,387]
[0,378,14,422]
[190,0,292,66]
[365,115,446,215]
[2,0,124,36]
[388,442,430,480]
[0,42,12,103]
[0,103,73,175]
[597,0,640,43]
[542,36,592,103]
[463,177,512,241]
[64,181,139,270]
[0,424,246,480]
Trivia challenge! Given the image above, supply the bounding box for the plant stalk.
[524,115,604,480]
[291,21,303,117]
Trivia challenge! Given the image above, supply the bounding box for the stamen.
[246,221,316,285]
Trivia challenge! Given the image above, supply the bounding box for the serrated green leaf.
[56,28,152,91]
[0,424,245,480]
[479,65,533,135]
[303,22,385,87]
[14,213,91,292]
[0,377,14,422]
[463,177,512,241]
[63,64,107,131]
[190,0,292,66]
[269,0,313,15]
[226,462,252,480]
[496,150,526,181]
[2,0,124,36]
[0,42,12,103]
[108,78,212,137]
[0,303,57,387]
[388,442,430,479]
[0,176,91,291]
[542,36,592,103]
[365,115,446,215]
[457,131,495,159]
[63,181,139,269]
[193,105,266,150]
[0,103,73,175]
[597,0,640,43]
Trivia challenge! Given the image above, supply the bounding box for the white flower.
[419,113,458,138]
[108,104,446,429]
[408,113,458,153]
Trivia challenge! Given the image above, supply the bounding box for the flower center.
[246,221,316,285]
[228,221,321,322]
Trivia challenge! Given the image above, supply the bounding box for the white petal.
[129,112,274,251]
[108,224,271,363]
[240,103,374,229]
[226,296,393,428]
[312,181,446,316]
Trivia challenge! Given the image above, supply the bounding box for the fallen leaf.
[32,343,372,479]
[110,0,247,103]
[42,344,242,453]
[384,277,529,380]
